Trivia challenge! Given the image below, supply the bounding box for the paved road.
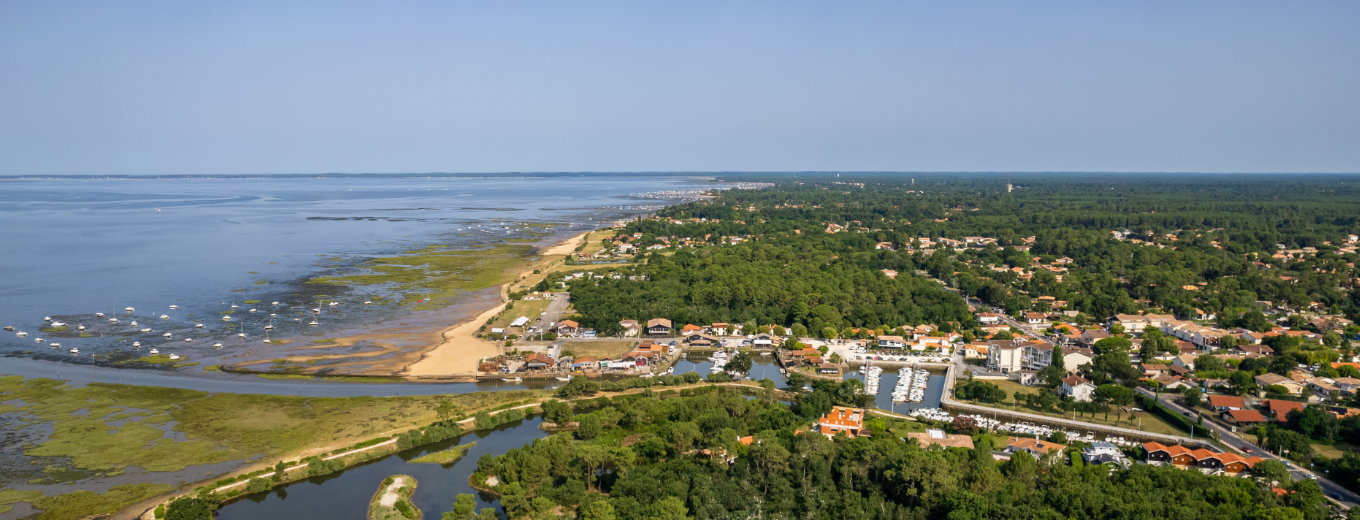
[1139,388,1358,506]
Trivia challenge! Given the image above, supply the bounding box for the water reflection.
[216,417,549,519]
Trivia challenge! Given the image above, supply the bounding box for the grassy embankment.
[409,442,478,464]
[0,376,543,519]
[957,378,1186,436]
[488,299,552,331]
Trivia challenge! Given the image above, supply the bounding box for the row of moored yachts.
[891,367,929,402]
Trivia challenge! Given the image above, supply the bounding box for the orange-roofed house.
[1207,395,1245,412]
[1225,409,1269,425]
[1263,399,1306,422]
[815,406,867,438]
[1144,442,1197,467]
[1006,437,1067,459]
[680,324,703,335]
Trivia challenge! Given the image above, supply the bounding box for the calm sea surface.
[0,176,708,372]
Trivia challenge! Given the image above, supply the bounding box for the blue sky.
[1,1,1357,175]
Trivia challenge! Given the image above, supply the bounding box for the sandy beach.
[403,230,589,376]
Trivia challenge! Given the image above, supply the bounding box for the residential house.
[1207,395,1246,412]
[907,429,975,449]
[986,340,1025,374]
[1225,409,1269,425]
[1263,399,1306,421]
[1172,353,1197,370]
[1255,373,1304,395]
[1061,347,1093,372]
[1232,344,1275,357]
[1021,341,1054,370]
[963,343,990,359]
[815,406,867,438]
[572,357,598,370]
[556,356,574,371]
[525,353,555,371]
[817,363,842,376]
[976,312,1002,325]
[618,320,640,337]
[710,323,730,336]
[1060,374,1096,402]
[1081,442,1130,468]
[1143,442,1262,475]
[1024,312,1047,325]
[680,324,704,336]
[752,333,780,350]
[1141,363,1171,378]
[555,320,580,336]
[1006,437,1067,459]
[878,335,907,349]
[1079,329,1111,347]
[647,318,673,335]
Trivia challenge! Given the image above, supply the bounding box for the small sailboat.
[50,342,60,348]
[195,323,204,328]
[248,309,257,313]
[237,333,245,338]
[213,342,223,348]
[184,338,193,342]
[231,304,239,309]
[43,316,51,321]
[78,325,85,331]
[163,332,172,337]
[160,314,169,320]
[95,313,105,318]
[168,354,180,360]
[110,318,119,323]
[328,302,338,307]
[69,347,77,354]
[150,348,159,354]
[34,338,43,343]
[132,341,141,347]
[125,307,134,313]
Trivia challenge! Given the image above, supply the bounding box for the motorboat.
[184,338,193,342]
[16,332,27,337]
[163,332,172,337]
[110,318,119,323]
[34,338,43,343]
[501,377,522,382]
[555,377,571,381]
[223,316,232,321]
[43,317,51,321]
[132,342,141,347]
[95,313,104,318]
[125,307,134,313]
[169,305,178,309]
[150,349,159,354]
[50,321,66,327]
[160,315,169,320]
[140,328,152,332]
[195,323,204,328]
[168,354,180,360]
[213,343,223,348]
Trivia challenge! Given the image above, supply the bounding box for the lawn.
[491,298,552,330]
[959,379,1188,436]
[562,341,638,360]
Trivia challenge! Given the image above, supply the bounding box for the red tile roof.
[1227,409,1268,423]
[1207,395,1245,409]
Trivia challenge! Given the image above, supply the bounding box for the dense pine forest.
[552,174,1360,331]
[450,387,1335,520]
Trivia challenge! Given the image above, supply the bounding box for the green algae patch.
[310,338,338,344]
[256,373,313,380]
[0,489,43,514]
[307,243,531,306]
[31,482,171,520]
